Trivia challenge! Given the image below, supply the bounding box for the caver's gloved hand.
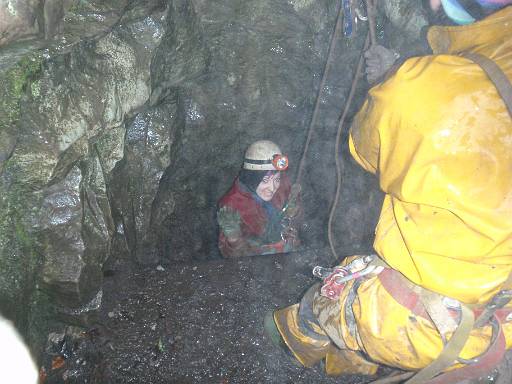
[364,45,400,84]
[282,183,301,219]
[282,224,300,251]
[217,206,242,239]
[280,183,302,251]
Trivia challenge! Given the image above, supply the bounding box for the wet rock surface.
[110,101,178,265]
[0,0,167,351]
[0,0,167,70]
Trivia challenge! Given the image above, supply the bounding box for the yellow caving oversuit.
[273,7,512,381]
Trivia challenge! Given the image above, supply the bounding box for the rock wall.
[0,0,168,354]
[147,0,429,262]
[0,0,428,358]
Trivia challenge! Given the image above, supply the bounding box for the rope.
[327,34,369,261]
[367,0,377,46]
[296,0,344,184]
[294,0,377,261]
[327,0,376,261]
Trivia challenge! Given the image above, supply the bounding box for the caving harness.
[315,255,512,383]
[311,50,512,383]
[402,50,512,384]
[292,0,512,381]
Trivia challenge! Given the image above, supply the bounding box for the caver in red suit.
[217,140,301,258]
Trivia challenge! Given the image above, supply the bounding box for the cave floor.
[41,247,512,384]
[43,247,377,383]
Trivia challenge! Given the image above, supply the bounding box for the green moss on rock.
[0,52,46,347]
[0,158,50,357]
[0,54,43,130]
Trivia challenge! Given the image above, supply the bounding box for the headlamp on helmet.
[272,154,289,171]
[243,140,289,171]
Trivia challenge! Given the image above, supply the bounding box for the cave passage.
[5,1,512,383]
[0,0,425,382]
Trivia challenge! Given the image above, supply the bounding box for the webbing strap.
[404,52,512,384]
[405,303,475,384]
[461,51,512,329]
[420,290,457,338]
[427,316,506,384]
[460,51,512,118]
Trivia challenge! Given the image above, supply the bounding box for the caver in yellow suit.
[270,6,512,382]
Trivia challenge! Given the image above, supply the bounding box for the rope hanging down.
[294,0,377,261]
[295,0,344,184]
[328,0,376,261]
[326,34,369,261]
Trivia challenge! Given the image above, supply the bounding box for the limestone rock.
[0,0,166,70]
[0,0,40,47]
[0,1,166,353]
[110,101,178,264]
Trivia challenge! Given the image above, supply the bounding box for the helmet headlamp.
[272,154,289,171]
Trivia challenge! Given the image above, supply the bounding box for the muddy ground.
[40,246,512,384]
[41,247,379,383]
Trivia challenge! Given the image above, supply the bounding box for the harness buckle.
[475,289,512,328]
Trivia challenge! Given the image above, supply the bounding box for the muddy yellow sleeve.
[348,98,379,175]
[348,53,512,304]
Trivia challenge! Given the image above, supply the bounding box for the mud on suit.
[273,7,512,380]
[217,173,301,258]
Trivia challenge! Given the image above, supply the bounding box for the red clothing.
[218,173,292,258]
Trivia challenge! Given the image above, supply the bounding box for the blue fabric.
[476,0,512,9]
[441,0,476,24]
[250,188,283,243]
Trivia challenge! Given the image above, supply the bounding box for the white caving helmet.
[243,140,289,171]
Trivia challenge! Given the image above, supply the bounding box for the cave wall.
[147,0,430,262]
[0,0,168,354]
[0,0,428,358]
